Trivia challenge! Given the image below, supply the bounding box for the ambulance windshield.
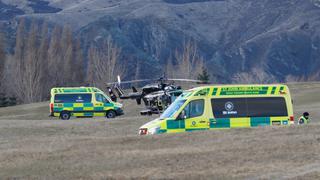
[103,94,112,103]
[160,99,186,119]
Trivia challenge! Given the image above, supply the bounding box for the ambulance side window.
[96,94,109,103]
[183,99,204,118]
[211,98,247,118]
[211,97,288,118]
[54,94,91,103]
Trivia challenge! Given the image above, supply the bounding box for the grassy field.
[0,82,319,179]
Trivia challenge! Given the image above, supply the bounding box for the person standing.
[298,112,310,125]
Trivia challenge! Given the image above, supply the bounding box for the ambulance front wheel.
[106,110,116,118]
[60,111,71,120]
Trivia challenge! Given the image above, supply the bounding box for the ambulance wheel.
[106,110,116,118]
[60,111,71,120]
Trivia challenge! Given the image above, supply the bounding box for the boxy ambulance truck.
[139,84,294,135]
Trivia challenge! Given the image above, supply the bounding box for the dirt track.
[0,82,319,179]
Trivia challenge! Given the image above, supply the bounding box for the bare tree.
[7,21,52,103]
[47,25,84,87]
[232,67,276,84]
[38,22,50,99]
[14,18,26,68]
[3,20,86,104]
[134,59,141,80]
[0,31,5,88]
[166,40,204,79]
[11,19,27,101]
[61,25,74,84]
[48,26,63,87]
[8,21,44,103]
[23,22,42,103]
[87,36,123,90]
[72,38,85,85]
[307,71,320,81]
[165,54,174,77]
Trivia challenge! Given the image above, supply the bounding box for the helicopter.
[107,76,206,115]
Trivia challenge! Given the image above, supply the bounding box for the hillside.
[0,82,319,179]
[1,0,320,81]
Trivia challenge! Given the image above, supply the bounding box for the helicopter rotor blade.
[167,89,184,94]
[107,77,209,86]
[107,79,154,86]
[167,78,205,83]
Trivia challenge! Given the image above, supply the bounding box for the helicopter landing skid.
[140,110,161,116]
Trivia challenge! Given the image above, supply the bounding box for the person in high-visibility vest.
[298,112,310,125]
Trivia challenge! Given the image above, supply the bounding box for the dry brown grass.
[0,82,319,179]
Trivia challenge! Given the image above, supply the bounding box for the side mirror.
[177,110,187,120]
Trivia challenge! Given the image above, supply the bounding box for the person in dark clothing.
[298,112,310,125]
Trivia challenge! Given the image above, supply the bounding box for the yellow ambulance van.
[49,87,123,120]
[139,84,294,135]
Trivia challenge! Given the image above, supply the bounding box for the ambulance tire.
[106,110,116,118]
[60,111,71,120]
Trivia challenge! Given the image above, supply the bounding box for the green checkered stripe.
[271,86,284,94]
[195,88,210,96]
[158,117,289,133]
[209,117,288,128]
[212,88,218,96]
[159,120,184,134]
[158,120,208,134]
[53,103,115,112]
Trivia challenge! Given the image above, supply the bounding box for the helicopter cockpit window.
[165,86,174,91]
[183,99,204,118]
[160,99,186,119]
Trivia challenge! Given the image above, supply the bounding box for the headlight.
[139,128,148,135]
[117,103,123,108]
